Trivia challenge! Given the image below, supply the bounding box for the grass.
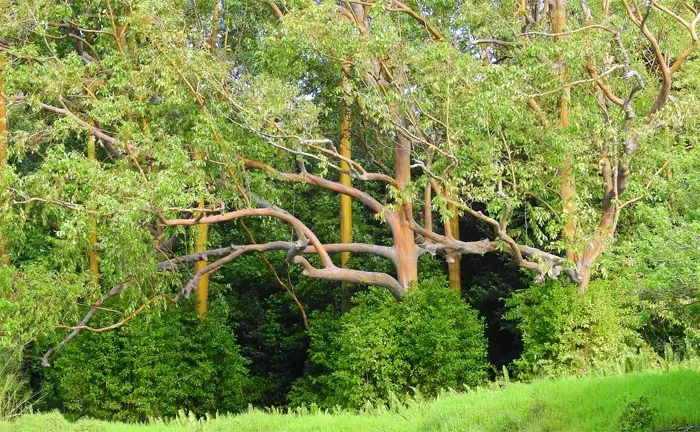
[2,369,700,431]
[0,354,31,422]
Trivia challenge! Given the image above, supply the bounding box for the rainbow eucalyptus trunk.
[193,152,209,315]
[388,122,418,293]
[447,212,461,296]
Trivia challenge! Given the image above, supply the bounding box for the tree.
[0,0,698,363]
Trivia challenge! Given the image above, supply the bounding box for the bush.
[289,278,488,408]
[40,301,250,422]
[618,395,656,432]
[505,280,645,378]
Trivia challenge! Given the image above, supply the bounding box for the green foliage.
[39,302,250,422]
[290,278,488,408]
[618,395,656,432]
[401,278,489,394]
[506,280,646,378]
[0,266,90,351]
[2,0,700,422]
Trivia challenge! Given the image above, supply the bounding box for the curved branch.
[298,260,405,299]
[584,64,624,106]
[238,219,309,329]
[266,1,283,19]
[241,158,385,214]
[159,207,335,268]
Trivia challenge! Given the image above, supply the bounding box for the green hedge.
[290,278,489,408]
[39,301,250,422]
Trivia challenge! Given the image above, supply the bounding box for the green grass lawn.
[3,369,700,431]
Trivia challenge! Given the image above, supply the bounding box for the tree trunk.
[87,121,99,283]
[447,211,461,295]
[390,121,418,293]
[193,152,209,315]
[209,2,219,51]
[191,6,220,316]
[552,0,579,267]
[339,73,353,312]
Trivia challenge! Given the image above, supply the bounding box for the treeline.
[0,0,699,422]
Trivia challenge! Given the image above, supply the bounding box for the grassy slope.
[3,370,700,432]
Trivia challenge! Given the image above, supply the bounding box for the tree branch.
[158,242,396,270]
[241,158,386,214]
[40,282,127,367]
[386,0,445,41]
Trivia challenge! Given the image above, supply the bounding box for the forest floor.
[2,369,700,432]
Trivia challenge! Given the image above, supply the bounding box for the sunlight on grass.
[2,369,699,432]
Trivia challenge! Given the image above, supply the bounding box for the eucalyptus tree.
[0,0,698,361]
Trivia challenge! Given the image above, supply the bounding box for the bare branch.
[40,281,127,366]
[241,158,385,214]
[55,293,177,333]
[158,242,396,270]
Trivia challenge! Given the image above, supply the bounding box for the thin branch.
[521,24,616,37]
[526,65,624,98]
[40,281,127,366]
[241,158,385,215]
[386,0,445,41]
[239,219,309,329]
[56,293,177,333]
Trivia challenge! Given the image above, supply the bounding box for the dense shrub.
[618,395,656,432]
[506,280,645,378]
[289,278,488,408]
[615,211,700,357]
[39,301,250,422]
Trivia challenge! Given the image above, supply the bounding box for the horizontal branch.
[158,242,396,270]
[178,241,404,299]
[300,263,405,299]
[386,0,445,41]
